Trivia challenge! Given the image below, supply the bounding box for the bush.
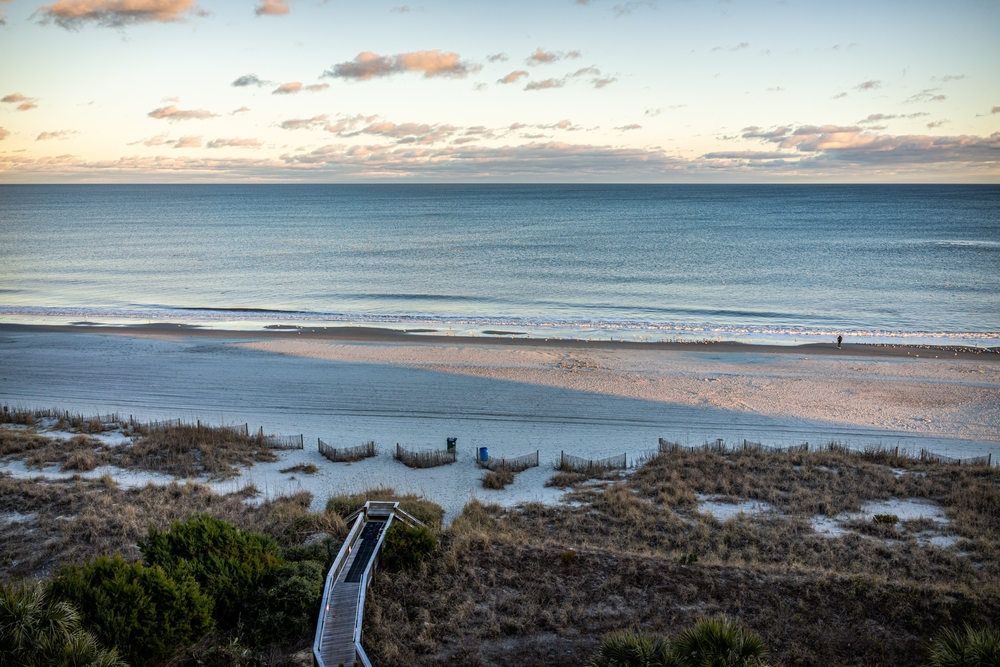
[672,617,768,667]
[140,514,283,628]
[380,522,436,572]
[0,580,125,667]
[325,488,444,529]
[244,560,325,646]
[49,554,214,666]
[587,629,676,667]
[482,468,515,489]
[925,624,1000,667]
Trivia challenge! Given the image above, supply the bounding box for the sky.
[0,0,998,182]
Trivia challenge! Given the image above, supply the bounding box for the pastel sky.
[1,0,998,182]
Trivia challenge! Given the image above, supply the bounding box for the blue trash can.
[478,447,489,462]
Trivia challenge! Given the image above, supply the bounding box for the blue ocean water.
[1,184,998,344]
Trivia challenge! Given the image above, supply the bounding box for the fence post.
[561,451,564,469]
[989,453,992,467]
[895,445,899,458]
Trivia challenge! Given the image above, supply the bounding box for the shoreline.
[3,322,997,359]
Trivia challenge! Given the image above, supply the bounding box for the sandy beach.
[2,323,998,521]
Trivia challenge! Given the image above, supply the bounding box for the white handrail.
[313,513,365,665]
[353,513,394,667]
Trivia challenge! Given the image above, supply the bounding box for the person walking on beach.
[837,335,843,349]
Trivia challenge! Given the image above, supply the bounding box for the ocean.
[1,184,998,345]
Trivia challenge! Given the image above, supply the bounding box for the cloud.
[272,82,301,94]
[612,1,654,16]
[832,92,848,99]
[231,106,251,115]
[615,124,641,131]
[526,47,580,65]
[148,105,218,121]
[473,82,487,91]
[206,137,262,148]
[254,0,288,16]
[570,66,600,78]
[279,114,328,130]
[486,53,508,62]
[741,126,790,140]
[702,151,788,160]
[35,0,197,28]
[390,5,410,11]
[525,78,564,91]
[926,120,949,129]
[905,89,946,104]
[855,80,881,91]
[0,127,8,140]
[993,106,1000,114]
[323,50,479,80]
[766,86,784,92]
[858,112,929,124]
[935,74,965,82]
[2,93,38,110]
[340,120,459,145]
[173,135,202,148]
[498,70,528,85]
[142,132,169,146]
[711,42,749,52]
[592,76,617,89]
[232,74,268,87]
[36,130,78,140]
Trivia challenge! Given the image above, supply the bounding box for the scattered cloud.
[612,1,654,17]
[766,86,784,92]
[174,135,203,148]
[855,80,881,91]
[473,82,488,91]
[148,105,218,121]
[592,76,617,89]
[337,120,459,145]
[526,47,580,65]
[142,132,169,146]
[703,150,788,160]
[711,42,749,52]
[934,74,965,82]
[36,130,78,140]
[741,126,791,140]
[35,0,198,28]
[231,106,251,115]
[272,82,328,95]
[486,53,508,63]
[323,50,479,80]
[993,106,1000,115]
[160,95,180,103]
[254,0,288,16]
[832,92,848,99]
[206,137,262,148]
[498,70,528,85]
[858,112,929,124]
[615,124,641,131]
[926,120,949,129]
[644,105,684,116]
[232,74,268,87]
[390,5,411,12]
[279,114,328,130]
[905,89,946,104]
[2,93,37,111]
[0,127,8,140]
[570,66,600,78]
[525,78,565,91]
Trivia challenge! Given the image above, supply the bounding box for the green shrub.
[587,629,677,667]
[873,514,899,525]
[244,560,325,646]
[672,617,768,667]
[49,554,214,666]
[0,580,125,667]
[380,522,436,572]
[925,624,1000,667]
[140,514,283,628]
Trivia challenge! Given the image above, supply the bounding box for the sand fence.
[476,450,540,473]
[318,439,378,463]
[658,437,993,467]
[394,443,458,469]
[556,450,627,474]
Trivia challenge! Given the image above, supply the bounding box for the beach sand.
[1,324,997,521]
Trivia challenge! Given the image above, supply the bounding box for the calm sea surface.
[1,184,998,344]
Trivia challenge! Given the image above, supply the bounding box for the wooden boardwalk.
[314,502,425,667]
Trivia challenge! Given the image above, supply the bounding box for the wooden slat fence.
[256,426,304,450]
[394,443,457,469]
[556,451,627,474]
[477,450,539,473]
[658,438,994,467]
[319,439,378,463]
